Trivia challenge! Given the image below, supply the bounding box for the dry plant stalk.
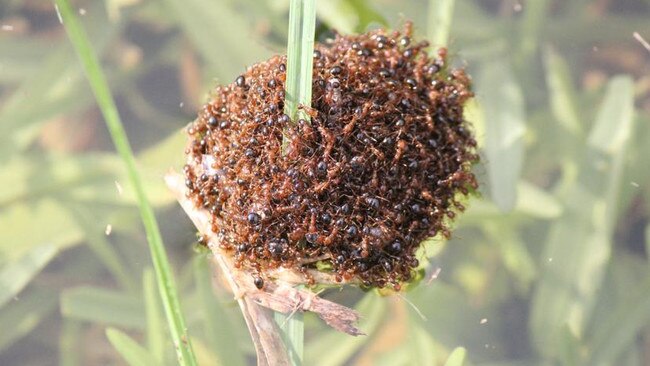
[166,173,363,364]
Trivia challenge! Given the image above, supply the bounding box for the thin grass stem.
[283,0,316,154]
[284,0,316,121]
[54,1,197,364]
[278,0,315,360]
[428,0,456,48]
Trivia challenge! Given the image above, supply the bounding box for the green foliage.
[444,347,468,366]
[54,0,196,364]
[284,0,317,123]
[106,327,157,366]
[1,0,649,365]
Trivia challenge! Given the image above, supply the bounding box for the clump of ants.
[185,23,478,290]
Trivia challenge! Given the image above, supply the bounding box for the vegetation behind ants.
[1,0,649,365]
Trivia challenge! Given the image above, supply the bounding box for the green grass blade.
[279,0,315,360]
[160,0,270,81]
[0,243,58,309]
[0,289,58,353]
[543,47,582,136]
[61,286,145,329]
[143,268,166,364]
[194,256,247,366]
[443,347,467,366]
[517,0,551,64]
[54,1,197,363]
[284,0,316,122]
[59,320,82,366]
[306,293,386,366]
[67,204,136,293]
[585,265,650,364]
[428,0,456,48]
[478,60,526,211]
[106,327,157,366]
[274,309,304,366]
[529,76,635,358]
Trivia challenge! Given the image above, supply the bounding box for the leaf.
[194,256,247,366]
[484,223,537,292]
[586,259,650,365]
[0,198,81,263]
[106,327,157,366]
[59,320,82,366]
[0,289,58,352]
[464,99,486,148]
[0,2,119,161]
[0,37,47,83]
[428,0,456,47]
[143,268,167,364]
[443,347,467,366]
[0,243,58,309]
[516,0,551,63]
[348,0,388,32]
[161,0,271,81]
[529,76,635,358]
[316,0,359,34]
[306,293,386,366]
[56,1,197,363]
[461,181,563,225]
[0,153,172,209]
[60,286,145,329]
[478,60,526,212]
[558,325,582,366]
[543,47,582,135]
[407,319,444,365]
[68,204,136,293]
[138,128,188,181]
[407,282,491,354]
[587,77,635,155]
[646,224,650,262]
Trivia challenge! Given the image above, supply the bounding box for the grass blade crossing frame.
[284,0,316,122]
[279,0,316,363]
[428,0,456,47]
[53,1,197,364]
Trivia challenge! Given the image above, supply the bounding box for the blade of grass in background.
[61,286,145,329]
[278,0,316,363]
[59,320,81,366]
[478,60,526,211]
[53,1,197,364]
[0,243,57,309]
[443,347,467,366]
[160,0,270,81]
[0,289,58,353]
[143,269,166,365]
[67,205,136,293]
[543,47,582,136]
[106,327,157,366]
[306,294,387,366]
[428,0,456,47]
[517,0,551,65]
[530,76,634,358]
[587,276,650,365]
[194,256,247,366]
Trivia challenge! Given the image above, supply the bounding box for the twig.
[633,31,650,54]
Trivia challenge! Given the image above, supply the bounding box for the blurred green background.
[1,0,650,365]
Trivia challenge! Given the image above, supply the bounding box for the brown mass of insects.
[184,23,478,290]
